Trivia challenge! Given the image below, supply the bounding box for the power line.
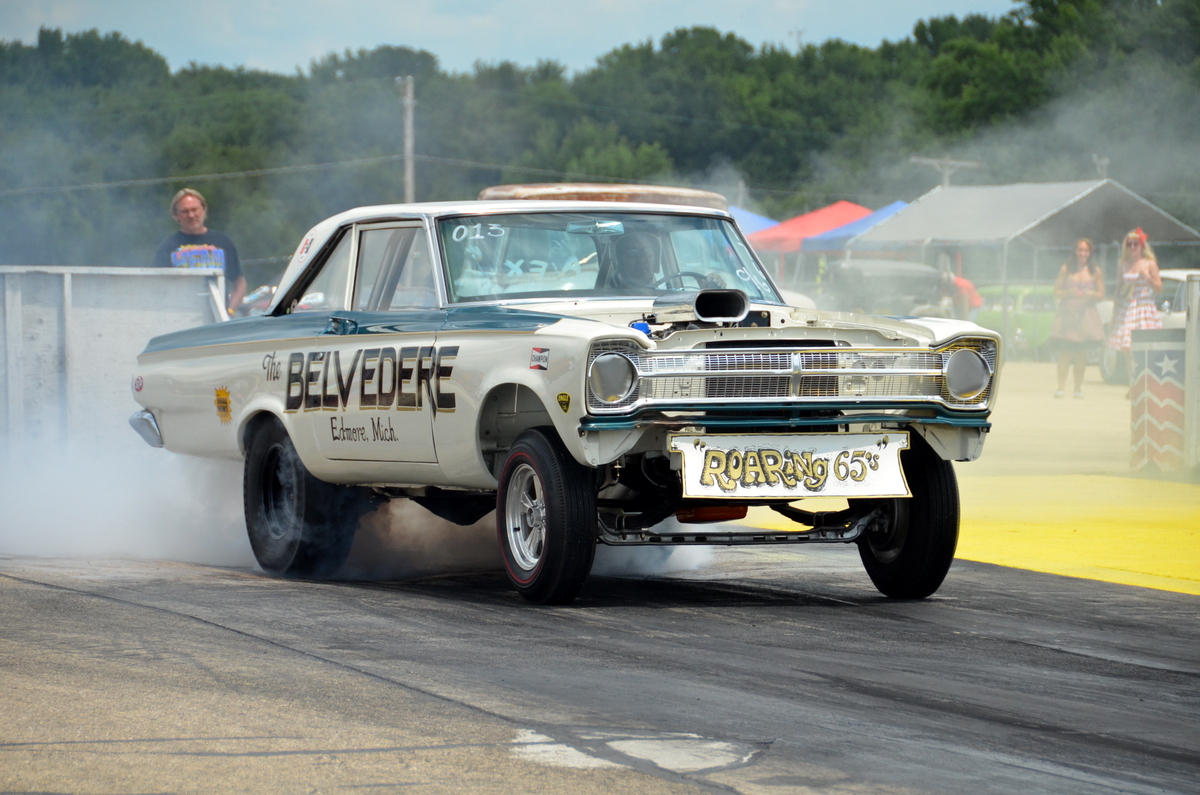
[0,154,407,197]
[242,256,291,265]
[471,85,797,137]
[11,72,797,139]
[0,148,912,208]
[0,152,673,198]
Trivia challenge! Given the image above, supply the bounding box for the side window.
[354,226,437,311]
[354,227,404,310]
[295,231,352,311]
[389,228,438,309]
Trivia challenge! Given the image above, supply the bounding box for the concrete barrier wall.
[1,266,225,447]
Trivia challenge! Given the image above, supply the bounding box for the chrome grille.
[587,339,996,412]
[705,375,791,399]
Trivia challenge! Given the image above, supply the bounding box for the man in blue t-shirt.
[152,188,246,316]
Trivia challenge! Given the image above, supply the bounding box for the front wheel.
[856,435,959,599]
[497,428,597,604]
[243,416,378,578]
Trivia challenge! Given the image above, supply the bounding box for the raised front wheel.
[497,428,597,605]
[857,435,959,599]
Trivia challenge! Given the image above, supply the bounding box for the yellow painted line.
[748,475,1200,596]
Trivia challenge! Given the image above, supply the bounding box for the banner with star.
[1130,329,1186,472]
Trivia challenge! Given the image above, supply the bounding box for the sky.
[1,1,1020,76]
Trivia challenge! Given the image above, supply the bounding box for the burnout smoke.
[0,436,251,566]
[340,499,502,579]
[591,537,714,577]
[0,434,710,580]
[343,505,713,580]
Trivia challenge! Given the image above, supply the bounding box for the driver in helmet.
[609,231,661,290]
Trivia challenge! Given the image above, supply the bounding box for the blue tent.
[729,205,779,235]
[804,200,908,252]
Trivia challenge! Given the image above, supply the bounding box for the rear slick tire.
[497,428,597,605]
[243,417,376,579]
[857,435,959,599]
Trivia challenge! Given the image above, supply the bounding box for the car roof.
[325,199,732,225]
[477,183,730,210]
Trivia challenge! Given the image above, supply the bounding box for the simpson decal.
[557,393,571,412]
[133,376,143,392]
[530,348,550,370]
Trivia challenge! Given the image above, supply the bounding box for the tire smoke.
[0,436,711,581]
[340,503,713,580]
[0,437,252,567]
[339,499,502,579]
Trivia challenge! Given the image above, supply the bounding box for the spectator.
[1106,228,1162,395]
[954,273,983,322]
[1049,238,1105,398]
[152,188,246,316]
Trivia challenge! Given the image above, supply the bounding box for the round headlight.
[589,352,638,404]
[944,349,991,400]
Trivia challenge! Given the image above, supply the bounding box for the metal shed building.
[849,179,1200,283]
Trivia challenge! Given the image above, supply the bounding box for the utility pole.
[909,156,983,186]
[397,76,415,203]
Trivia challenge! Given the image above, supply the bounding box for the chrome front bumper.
[128,409,163,448]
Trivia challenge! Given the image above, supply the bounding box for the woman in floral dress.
[1050,238,1105,398]
[1106,228,1162,393]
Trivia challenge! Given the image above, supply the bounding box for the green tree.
[2,1,1200,275]
[922,37,1050,130]
[0,27,168,87]
[509,118,672,182]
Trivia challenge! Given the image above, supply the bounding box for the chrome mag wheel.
[504,462,547,571]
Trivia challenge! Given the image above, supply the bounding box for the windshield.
[437,211,779,304]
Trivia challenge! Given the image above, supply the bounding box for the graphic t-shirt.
[152,230,243,284]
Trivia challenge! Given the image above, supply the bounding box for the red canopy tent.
[746,200,871,253]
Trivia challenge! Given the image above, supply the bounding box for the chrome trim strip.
[633,366,946,377]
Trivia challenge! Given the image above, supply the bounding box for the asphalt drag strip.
[1,550,1197,795]
[2,364,1198,794]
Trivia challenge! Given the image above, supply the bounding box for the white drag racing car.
[130,200,1000,603]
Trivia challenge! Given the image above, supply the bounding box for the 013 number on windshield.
[452,223,505,241]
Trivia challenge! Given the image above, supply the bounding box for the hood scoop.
[650,289,750,325]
